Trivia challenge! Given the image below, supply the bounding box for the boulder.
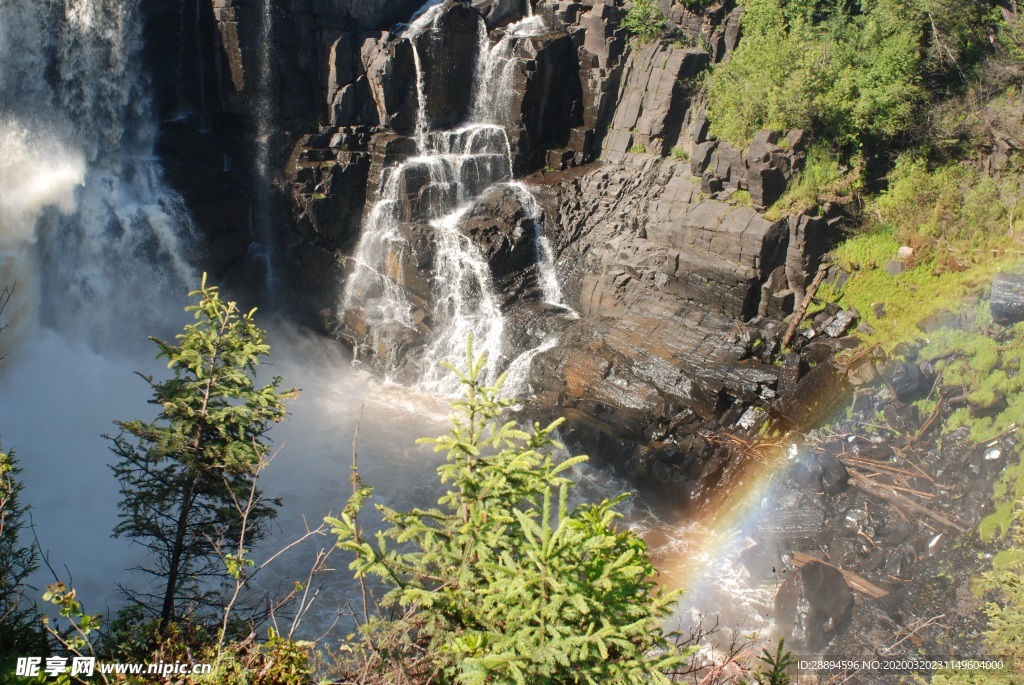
[774,560,854,651]
[991,273,1024,324]
[459,185,548,305]
[882,360,927,402]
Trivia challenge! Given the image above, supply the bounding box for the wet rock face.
[460,185,549,306]
[546,156,792,322]
[473,0,532,29]
[519,155,848,504]
[412,3,484,128]
[991,272,1024,324]
[602,42,708,160]
[774,561,854,652]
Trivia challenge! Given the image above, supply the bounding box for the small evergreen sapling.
[329,340,688,685]
[0,441,46,657]
[109,274,296,632]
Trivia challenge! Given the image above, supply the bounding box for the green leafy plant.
[0,441,46,658]
[671,146,690,161]
[328,340,688,685]
[628,142,648,154]
[622,0,666,45]
[764,144,851,219]
[109,274,297,632]
[754,638,796,685]
[706,0,926,148]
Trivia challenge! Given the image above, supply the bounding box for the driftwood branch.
[848,473,967,532]
[791,551,889,599]
[782,263,830,349]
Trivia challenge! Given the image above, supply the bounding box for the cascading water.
[0,0,197,608]
[250,0,278,295]
[340,8,562,391]
[505,181,568,307]
[0,0,196,347]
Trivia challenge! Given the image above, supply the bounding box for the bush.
[328,343,688,685]
[622,0,666,45]
[764,144,849,219]
[872,155,1024,260]
[706,0,925,148]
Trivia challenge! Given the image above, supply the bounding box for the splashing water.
[340,11,563,393]
[0,125,86,354]
[0,0,197,348]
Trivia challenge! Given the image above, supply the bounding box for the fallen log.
[782,262,830,349]
[848,473,967,532]
[791,551,889,599]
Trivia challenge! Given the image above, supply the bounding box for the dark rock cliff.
[144,0,849,505]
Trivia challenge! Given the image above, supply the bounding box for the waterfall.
[341,9,559,391]
[506,182,568,307]
[419,206,505,390]
[0,0,196,348]
[250,0,277,293]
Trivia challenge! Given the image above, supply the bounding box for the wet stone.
[774,561,854,652]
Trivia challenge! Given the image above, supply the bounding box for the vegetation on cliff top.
[706,0,1003,151]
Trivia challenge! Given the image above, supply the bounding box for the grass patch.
[817,227,1022,350]
[628,143,648,154]
[764,144,852,220]
[873,156,1024,263]
[671,146,689,161]
[731,189,754,208]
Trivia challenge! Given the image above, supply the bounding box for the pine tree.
[0,440,46,657]
[109,275,296,631]
[329,340,688,685]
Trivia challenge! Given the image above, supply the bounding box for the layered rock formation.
[145,0,850,503]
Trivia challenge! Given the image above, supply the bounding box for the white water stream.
[340,9,564,392]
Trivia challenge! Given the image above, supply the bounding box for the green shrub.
[628,142,648,154]
[328,343,688,685]
[872,155,1024,260]
[764,144,848,219]
[671,145,690,161]
[622,0,666,45]
[731,189,754,207]
[706,0,925,148]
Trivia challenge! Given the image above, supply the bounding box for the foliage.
[42,583,104,655]
[764,144,851,219]
[671,145,689,161]
[816,229,1020,350]
[328,341,687,685]
[707,0,927,147]
[189,628,313,685]
[731,189,754,208]
[109,274,296,631]
[871,156,1024,260]
[754,638,796,685]
[703,0,1006,150]
[0,441,46,657]
[622,0,666,45]
[628,142,648,154]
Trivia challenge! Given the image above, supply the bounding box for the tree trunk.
[160,474,197,631]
